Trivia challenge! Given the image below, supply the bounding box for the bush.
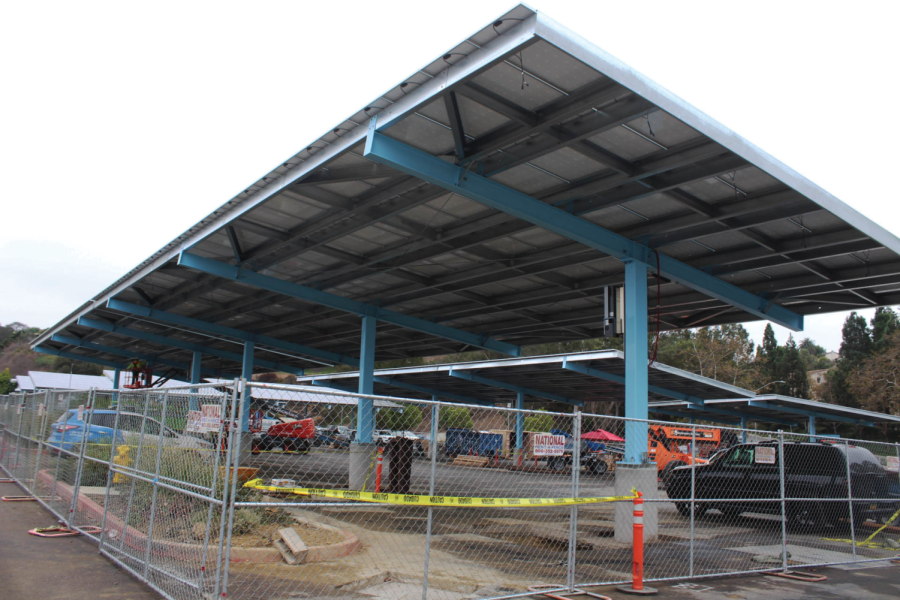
[524,410,554,432]
[377,404,422,430]
[439,405,473,429]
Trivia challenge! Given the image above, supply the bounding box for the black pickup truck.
[666,441,899,529]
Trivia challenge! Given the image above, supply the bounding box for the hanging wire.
[399,82,421,95]
[643,114,655,137]
[492,18,524,35]
[442,53,468,66]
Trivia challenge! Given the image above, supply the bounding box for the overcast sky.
[2,1,898,352]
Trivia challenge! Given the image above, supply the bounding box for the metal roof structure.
[649,395,900,428]
[31,4,900,382]
[26,371,115,391]
[296,350,752,407]
[227,383,400,409]
[14,375,34,392]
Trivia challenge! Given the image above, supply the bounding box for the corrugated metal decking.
[31,5,900,382]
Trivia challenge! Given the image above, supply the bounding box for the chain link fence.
[2,383,899,600]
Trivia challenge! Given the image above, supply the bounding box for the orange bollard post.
[617,490,657,595]
[375,447,383,493]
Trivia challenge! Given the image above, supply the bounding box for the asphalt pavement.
[0,480,159,600]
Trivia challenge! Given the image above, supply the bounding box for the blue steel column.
[190,351,202,410]
[808,415,816,439]
[623,259,649,464]
[112,368,121,406]
[241,341,254,432]
[515,392,525,452]
[741,416,748,443]
[356,315,376,443]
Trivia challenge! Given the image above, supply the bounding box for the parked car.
[47,409,212,452]
[666,441,900,528]
[314,425,352,448]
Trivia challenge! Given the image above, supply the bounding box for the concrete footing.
[614,463,658,543]
[349,442,378,491]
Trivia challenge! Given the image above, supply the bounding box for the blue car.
[46,409,125,452]
[47,409,213,453]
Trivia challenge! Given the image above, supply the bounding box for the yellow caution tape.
[243,478,638,507]
[822,505,900,548]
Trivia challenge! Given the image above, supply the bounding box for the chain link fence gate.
[2,383,900,599]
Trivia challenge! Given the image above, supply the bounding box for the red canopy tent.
[581,429,624,442]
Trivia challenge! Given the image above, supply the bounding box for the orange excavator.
[650,425,736,486]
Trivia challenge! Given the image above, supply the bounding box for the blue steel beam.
[78,317,306,375]
[448,368,583,406]
[373,376,494,406]
[106,299,357,367]
[52,334,198,376]
[35,345,124,370]
[682,402,801,427]
[748,400,874,427]
[363,124,803,331]
[176,252,521,357]
[649,407,738,426]
[562,358,707,405]
[310,379,356,393]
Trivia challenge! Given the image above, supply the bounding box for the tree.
[655,325,758,389]
[779,336,810,398]
[377,404,423,431]
[821,312,874,408]
[439,405,473,430]
[871,307,900,353]
[0,368,16,394]
[847,330,900,438]
[523,409,555,432]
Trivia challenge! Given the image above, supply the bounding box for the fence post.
[777,431,788,572]
[422,402,439,600]
[68,390,96,528]
[48,392,72,518]
[99,389,124,555]
[142,391,170,578]
[567,410,581,592]
[120,388,154,554]
[214,381,240,599]
[30,391,50,496]
[689,425,696,578]
[220,379,246,598]
[844,439,857,559]
[199,387,226,592]
[12,393,25,479]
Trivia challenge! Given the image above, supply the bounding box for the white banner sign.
[533,433,566,456]
[755,446,776,464]
[77,404,85,422]
[198,404,222,433]
[185,410,202,434]
[886,456,899,471]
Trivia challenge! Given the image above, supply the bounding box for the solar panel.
[33,5,900,376]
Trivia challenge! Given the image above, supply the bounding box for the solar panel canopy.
[33,5,900,378]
